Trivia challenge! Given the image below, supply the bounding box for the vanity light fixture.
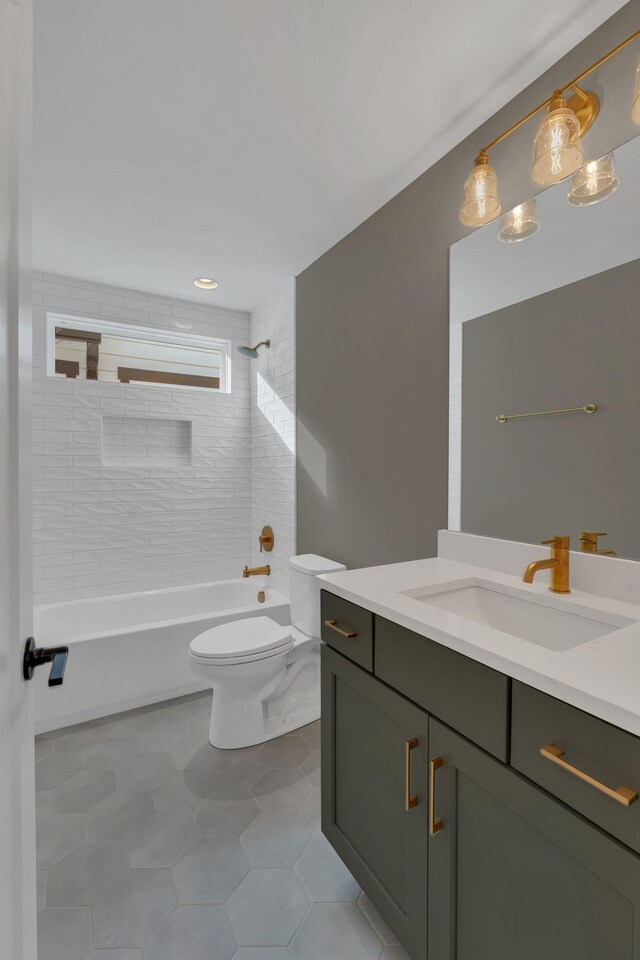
[459,155,502,226]
[193,278,219,289]
[530,93,587,185]
[498,199,540,243]
[568,152,620,206]
[459,28,640,227]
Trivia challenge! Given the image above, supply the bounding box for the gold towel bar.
[497,403,597,424]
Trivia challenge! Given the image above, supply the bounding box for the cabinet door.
[428,718,640,960]
[321,644,428,960]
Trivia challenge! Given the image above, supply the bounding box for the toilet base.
[257,698,320,746]
[215,700,320,749]
[193,644,321,750]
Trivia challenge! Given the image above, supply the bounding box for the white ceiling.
[33,0,625,311]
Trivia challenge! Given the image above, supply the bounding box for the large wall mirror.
[449,131,640,561]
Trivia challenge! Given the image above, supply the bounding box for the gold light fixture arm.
[560,28,640,96]
[476,28,640,159]
[479,96,556,157]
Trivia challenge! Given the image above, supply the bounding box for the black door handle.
[23,637,69,686]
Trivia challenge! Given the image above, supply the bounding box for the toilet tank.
[289,554,346,637]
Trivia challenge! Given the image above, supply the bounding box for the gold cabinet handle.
[324,619,357,639]
[429,756,444,835]
[540,743,638,807]
[405,738,418,810]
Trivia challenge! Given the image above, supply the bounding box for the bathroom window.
[47,314,231,392]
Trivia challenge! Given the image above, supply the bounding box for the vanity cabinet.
[320,644,429,959]
[428,718,640,960]
[320,591,374,672]
[320,590,640,960]
[511,681,640,856]
[375,615,510,761]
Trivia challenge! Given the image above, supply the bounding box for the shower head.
[237,340,270,359]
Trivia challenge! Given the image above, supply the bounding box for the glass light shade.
[568,153,620,206]
[459,160,502,227]
[498,200,540,243]
[633,59,640,125]
[531,101,585,185]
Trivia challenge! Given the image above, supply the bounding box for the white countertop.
[320,557,640,737]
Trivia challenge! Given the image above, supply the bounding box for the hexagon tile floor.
[35,691,410,960]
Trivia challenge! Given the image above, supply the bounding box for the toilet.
[189,554,346,749]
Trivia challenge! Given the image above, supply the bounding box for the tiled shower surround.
[32,274,296,603]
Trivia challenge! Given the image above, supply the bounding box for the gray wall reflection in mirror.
[449,133,640,561]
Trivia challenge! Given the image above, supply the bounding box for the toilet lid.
[190,616,292,659]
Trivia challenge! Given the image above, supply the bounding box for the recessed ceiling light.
[193,278,218,289]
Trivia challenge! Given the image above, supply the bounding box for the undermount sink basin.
[401,579,635,652]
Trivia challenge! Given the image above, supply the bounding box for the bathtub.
[33,579,289,733]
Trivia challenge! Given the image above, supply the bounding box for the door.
[321,644,429,960]
[428,718,640,960]
[1,1,36,958]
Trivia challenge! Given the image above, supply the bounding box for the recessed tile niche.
[101,416,192,467]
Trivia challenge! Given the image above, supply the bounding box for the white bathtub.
[34,579,289,733]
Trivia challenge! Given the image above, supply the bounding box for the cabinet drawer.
[375,616,510,761]
[321,591,374,672]
[512,682,640,855]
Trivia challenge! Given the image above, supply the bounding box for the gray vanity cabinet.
[321,592,640,960]
[320,591,374,672]
[321,644,429,959]
[428,717,640,960]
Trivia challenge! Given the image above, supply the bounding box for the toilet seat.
[189,615,293,665]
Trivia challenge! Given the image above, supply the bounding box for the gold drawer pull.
[429,756,444,834]
[540,743,638,807]
[324,619,357,639]
[405,738,418,810]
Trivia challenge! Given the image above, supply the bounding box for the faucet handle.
[580,530,607,542]
[541,536,570,548]
[580,531,614,555]
[258,525,274,553]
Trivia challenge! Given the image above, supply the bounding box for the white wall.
[250,280,296,596]
[32,273,253,603]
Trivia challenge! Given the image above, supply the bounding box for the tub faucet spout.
[243,564,271,578]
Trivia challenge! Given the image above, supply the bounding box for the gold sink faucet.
[580,531,617,557]
[522,536,570,594]
[243,564,271,578]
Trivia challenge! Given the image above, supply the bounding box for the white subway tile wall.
[249,280,296,597]
[33,273,294,604]
[101,416,193,468]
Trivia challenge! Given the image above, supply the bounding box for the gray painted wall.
[461,258,640,560]
[296,2,638,570]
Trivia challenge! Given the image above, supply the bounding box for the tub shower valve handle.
[259,526,274,553]
[23,637,69,686]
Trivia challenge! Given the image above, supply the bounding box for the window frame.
[46,312,232,394]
